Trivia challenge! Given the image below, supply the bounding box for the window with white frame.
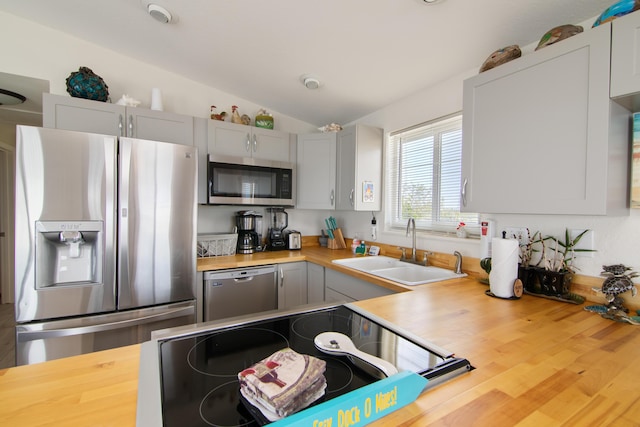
[386,113,478,233]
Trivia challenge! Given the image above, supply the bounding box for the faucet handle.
[398,247,407,260]
[422,251,433,266]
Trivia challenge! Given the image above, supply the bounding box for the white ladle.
[314,332,399,378]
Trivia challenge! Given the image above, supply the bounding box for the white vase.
[151,88,163,111]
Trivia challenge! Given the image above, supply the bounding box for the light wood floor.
[0,303,15,369]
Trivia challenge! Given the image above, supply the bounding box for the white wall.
[0,11,317,135]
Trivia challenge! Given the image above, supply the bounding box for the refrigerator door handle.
[16,305,195,343]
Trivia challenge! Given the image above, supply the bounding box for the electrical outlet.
[503,227,529,246]
[569,229,595,258]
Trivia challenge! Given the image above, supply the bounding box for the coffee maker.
[265,207,288,251]
[235,211,262,254]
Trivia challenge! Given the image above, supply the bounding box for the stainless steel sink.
[332,255,466,286]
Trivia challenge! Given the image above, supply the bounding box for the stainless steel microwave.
[207,155,295,206]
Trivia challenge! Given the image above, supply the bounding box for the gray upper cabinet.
[297,125,382,211]
[207,120,293,162]
[43,93,194,145]
[296,132,337,209]
[461,22,628,215]
[611,10,640,104]
[336,125,383,211]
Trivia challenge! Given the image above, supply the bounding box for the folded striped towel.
[239,348,326,421]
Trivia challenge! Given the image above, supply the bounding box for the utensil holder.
[327,228,346,249]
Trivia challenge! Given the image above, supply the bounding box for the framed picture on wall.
[632,113,640,208]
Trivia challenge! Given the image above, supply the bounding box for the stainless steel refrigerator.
[14,125,197,365]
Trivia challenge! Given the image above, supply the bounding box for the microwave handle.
[245,133,251,152]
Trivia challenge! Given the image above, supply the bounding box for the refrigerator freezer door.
[118,138,197,309]
[14,126,117,322]
[15,300,196,365]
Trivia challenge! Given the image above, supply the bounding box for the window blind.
[386,114,478,232]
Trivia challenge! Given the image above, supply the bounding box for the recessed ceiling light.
[0,88,26,105]
[147,3,172,23]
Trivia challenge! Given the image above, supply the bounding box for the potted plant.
[516,229,543,293]
[536,229,594,296]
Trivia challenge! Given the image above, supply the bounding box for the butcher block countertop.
[1,272,639,425]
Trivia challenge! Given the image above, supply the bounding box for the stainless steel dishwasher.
[203,265,277,322]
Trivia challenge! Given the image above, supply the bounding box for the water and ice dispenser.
[35,221,104,289]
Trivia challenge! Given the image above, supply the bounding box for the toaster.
[287,231,302,250]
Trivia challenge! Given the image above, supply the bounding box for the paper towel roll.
[489,238,519,298]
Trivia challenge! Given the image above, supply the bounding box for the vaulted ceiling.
[0,0,616,126]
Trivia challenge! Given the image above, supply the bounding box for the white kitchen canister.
[151,88,163,111]
[489,237,520,299]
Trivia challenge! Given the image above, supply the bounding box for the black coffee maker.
[265,207,288,251]
[235,211,261,254]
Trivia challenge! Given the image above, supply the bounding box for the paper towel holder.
[485,278,524,300]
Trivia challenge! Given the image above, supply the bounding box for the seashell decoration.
[535,24,583,51]
[318,123,343,132]
[479,45,521,73]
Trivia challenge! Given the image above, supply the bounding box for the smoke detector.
[147,3,173,23]
[300,74,321,90]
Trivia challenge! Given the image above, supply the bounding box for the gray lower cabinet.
[324,269,395,302]
[307,263,325,304]
[277,262,308,310]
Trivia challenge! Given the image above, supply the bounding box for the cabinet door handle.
[330,189,335,206]
[279,267,284,287]
[245,133,251,152]
[118,114,124,137]
[349,188,354,206]
[461,178,468,207]
[253,134,257,152]
[128,114,134,137]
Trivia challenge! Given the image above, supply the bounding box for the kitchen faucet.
[400,218,428,266]
[454,251,463,274]
[406,218,417,262]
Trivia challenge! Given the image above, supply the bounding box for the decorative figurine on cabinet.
[585,264,640,324]
[231,105,243,124]
[210,106,227,121]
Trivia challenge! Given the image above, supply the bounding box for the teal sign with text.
[269,371,428,427]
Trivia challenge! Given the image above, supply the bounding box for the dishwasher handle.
[204,265,277,281]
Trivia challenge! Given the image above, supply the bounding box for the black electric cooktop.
[145,304,471,427]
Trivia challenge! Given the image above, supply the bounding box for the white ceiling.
[0,0,615,127]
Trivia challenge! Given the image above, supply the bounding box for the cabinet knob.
[118,114,124,137]
[128,114,134,137]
